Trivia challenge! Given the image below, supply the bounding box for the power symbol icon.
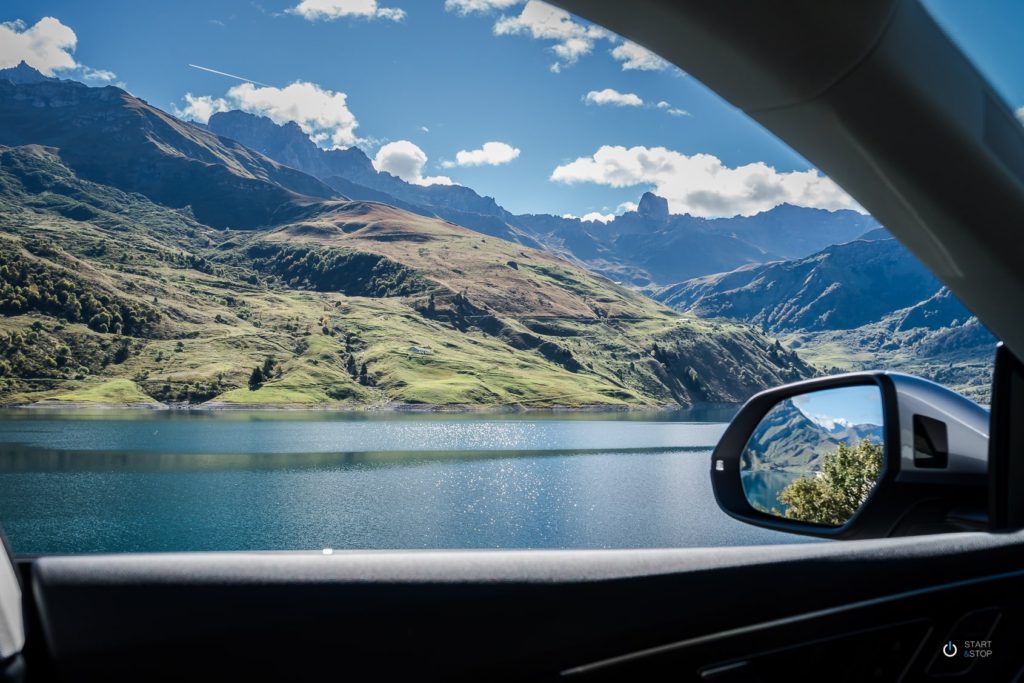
[943,641,958,658]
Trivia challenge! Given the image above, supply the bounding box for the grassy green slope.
[0,145,813,408]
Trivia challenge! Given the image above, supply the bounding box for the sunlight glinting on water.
[0,412,818,553]
[0,414,728,453]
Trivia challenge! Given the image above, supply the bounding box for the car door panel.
[24,530,1024,680]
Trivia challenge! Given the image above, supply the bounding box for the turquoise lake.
[0,409,815,554]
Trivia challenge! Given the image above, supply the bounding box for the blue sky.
[2,1,1019,220]
[790,386,884,431]
[924,0,1024,119]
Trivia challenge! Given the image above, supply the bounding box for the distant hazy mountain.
[706,203,880,259]
[656,237,941,332]
[656,236,996,400]
[528,196,878,286]
[521,193,780,286]
[205,110,881,285]
[0,65,338,229]
[858,227,893,241]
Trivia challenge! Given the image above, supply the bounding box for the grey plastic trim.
[0,533,23,659]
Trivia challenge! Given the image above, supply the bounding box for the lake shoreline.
[9,399,722,414]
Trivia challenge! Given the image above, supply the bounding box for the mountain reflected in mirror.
[740,385,884,526]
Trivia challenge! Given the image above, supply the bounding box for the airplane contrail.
[187,63,270,87]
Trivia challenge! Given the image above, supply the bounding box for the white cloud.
[228,82,359,147]
[611,40,670,72]
[580,211,615,223]
[494,1,609,72]
[656,101,690,117]
[551,145,864,218]
[584,88,643,107]
[173,94,230,123]
[616,201,638,213]
[0,17,78,75]
[584,93,690,116]
[419,125,430,133]
[288,0,406,22]
[441,141,520,167]
[373,140,453,186]
[174,81,360,148]
[562,205,630,223]
[445,0,521,14]
[0,17,120,86]
[375,7,406,21]
[80,66,117,82]
[452,1,677,74]
[1016,106,1024,125]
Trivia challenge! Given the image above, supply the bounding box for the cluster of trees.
[778,439,883,526]
[144,379,225,404]
[344,353,373,386]
[650,342,710,402]
[0,327,72,379]
[244,347,373,394]
[0,325,127,382]
[248,356,281,391]
[157,250,214,274]
[247,245,425,297]
[0,250,160,336]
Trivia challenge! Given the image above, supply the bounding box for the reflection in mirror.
[740,385,884,526]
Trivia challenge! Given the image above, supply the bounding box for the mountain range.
[657,234,939,331]
[0,62,995,407]
[205,109,882,287]
[0,64,814,408]
[656,236,995,400]
[0,69,337,231]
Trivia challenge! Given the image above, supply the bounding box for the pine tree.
[248,366,264,391]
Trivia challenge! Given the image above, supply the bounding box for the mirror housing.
[711,372,989,540]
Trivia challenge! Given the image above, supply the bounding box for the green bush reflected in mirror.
[739,385,885,526]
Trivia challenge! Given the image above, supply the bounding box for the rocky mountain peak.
[0,61,54,85]
[637,192,670,222]
[207,109,376,182]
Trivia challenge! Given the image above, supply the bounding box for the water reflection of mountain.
[0,443,706,473]
[741,399,882,472]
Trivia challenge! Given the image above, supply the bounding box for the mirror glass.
[740,385,885,526]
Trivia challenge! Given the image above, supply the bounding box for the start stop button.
[926,607,1001,677]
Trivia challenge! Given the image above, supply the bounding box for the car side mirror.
[710,373,990,539]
